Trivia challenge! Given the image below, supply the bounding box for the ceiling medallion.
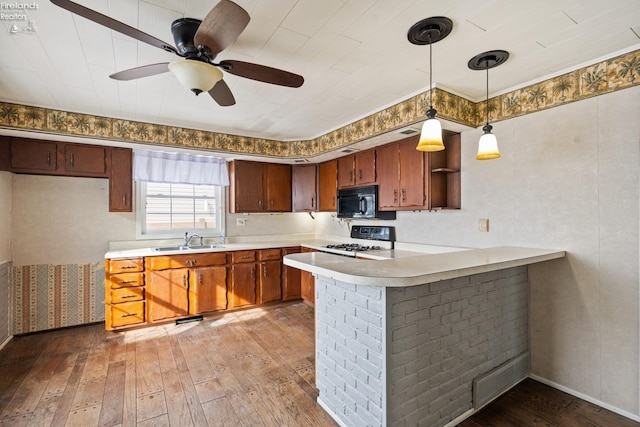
[407,17,453,45]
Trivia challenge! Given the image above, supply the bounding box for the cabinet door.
[337,155,355,188]
[148,269,189,321]
[292,164,317,212]
[318,160,337,211]
[10,139,57,171]
[398,138,426,208]
[377,143,400,209]
[282,247,301,301]
[355,149,376,185]
[230,161,264,212]
[109,147,133,212]
[259,260,282,304]
[229,263,256,308]
[64,144,107,175]
[265,163,292,212]
[190,266,227,314]
[300,247,315,306]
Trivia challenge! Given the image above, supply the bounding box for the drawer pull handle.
[239,256,252,260]
[120,295,138,299]
[120,313,138,318]
[120,266,138,270]
[119,280,137,284]
[70,153,74,167]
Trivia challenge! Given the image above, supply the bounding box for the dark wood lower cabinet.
[282,247,302,300]
[190,265,227,313]
[300,247,315,306]
[147,269,190,322]
[106,247,306,330]
[230,262,257,308]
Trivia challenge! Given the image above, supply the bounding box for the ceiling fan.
[50,0,304,106]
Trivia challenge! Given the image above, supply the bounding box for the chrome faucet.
[184,232,202,246]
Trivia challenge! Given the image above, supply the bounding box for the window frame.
[135,181,225,240]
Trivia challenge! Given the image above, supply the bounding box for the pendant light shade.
[417,108,444,151]
[169,59,223,95]
[476,124,500,160]
[408,17,452,152]
[468,50,509,160]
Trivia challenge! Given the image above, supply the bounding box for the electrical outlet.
[478,218,489,232]
[236,218,246,226]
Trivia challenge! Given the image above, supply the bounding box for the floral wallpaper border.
[0,49,638,158]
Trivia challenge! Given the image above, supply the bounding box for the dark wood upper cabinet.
[10,138,57,171]
[109,147,133,212]
[337,149,376,189]
[1,136,133,213]
[318,159,338,211]
[229,160,291,213]
[292,164,317,212]
[64,144,107,174]
[265,163,292,212]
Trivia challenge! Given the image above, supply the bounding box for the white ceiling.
[1,0,639,144]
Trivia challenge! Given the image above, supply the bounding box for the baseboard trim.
[0,335,13,351]
[443,409,475,427]
[528,374,640,423]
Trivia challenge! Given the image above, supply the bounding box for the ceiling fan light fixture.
[408,17,453,153]
[169,59,223,95]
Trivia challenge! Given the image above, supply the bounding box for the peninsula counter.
[283,246,565,427]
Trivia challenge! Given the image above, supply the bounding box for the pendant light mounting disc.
[408,17,453,45]
[468,50,509,70]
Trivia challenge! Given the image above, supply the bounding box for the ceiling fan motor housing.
[172,18,204,57]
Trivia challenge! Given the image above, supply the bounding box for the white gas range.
[314,225,395,258]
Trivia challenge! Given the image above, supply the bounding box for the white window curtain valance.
[133,150,229,186]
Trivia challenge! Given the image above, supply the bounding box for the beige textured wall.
[316,85,640,417]
[12,175,135,265]
[0,172,11,263]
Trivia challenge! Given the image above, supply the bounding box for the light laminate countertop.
[282,246,566,287]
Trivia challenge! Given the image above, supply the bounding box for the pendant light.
[468,50,509,160]
[408,17,453,152]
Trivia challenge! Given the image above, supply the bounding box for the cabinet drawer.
[108,258,143,273]
[147,252,227,270]
[110,301,145,327]
[258,248,281,261]
[110,287,144,304]
[231,250,256,263]
[108,272,144,288]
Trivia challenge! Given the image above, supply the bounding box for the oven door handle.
[359,196,367,214]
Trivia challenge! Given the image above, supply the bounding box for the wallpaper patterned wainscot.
[0,49,638,158]
[13,263,105,334]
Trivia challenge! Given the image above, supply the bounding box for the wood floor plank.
[97,359,125,427]
[201,396,241,427]
[48,351,88,427]
[160,368,194,427]
[169,333,208,426]
[135,339,163,397]
[65,402,102,426]
[121,341,137,426]
[136,390,167,423]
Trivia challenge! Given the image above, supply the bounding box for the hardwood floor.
[1,302,638,427]
[460,378,640,427]
[0,302,337,427]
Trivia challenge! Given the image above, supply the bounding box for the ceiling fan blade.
[51,0,178,55]
[209,80,236,106]
[218,60,304,88]
[194,0,250,57]
[110,63,170,81]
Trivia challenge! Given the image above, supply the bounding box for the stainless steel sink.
[152,244,224,252]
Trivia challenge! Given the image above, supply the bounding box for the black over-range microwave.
[336,185,396,220]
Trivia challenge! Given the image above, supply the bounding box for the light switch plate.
[478,218,489,232]
[236,218,246,226]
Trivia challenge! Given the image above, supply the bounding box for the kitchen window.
[137,182,224,238]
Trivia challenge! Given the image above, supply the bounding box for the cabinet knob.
[70,153,74,167]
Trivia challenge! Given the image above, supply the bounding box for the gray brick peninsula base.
[283,245,565,427]
[315,267,529,426]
